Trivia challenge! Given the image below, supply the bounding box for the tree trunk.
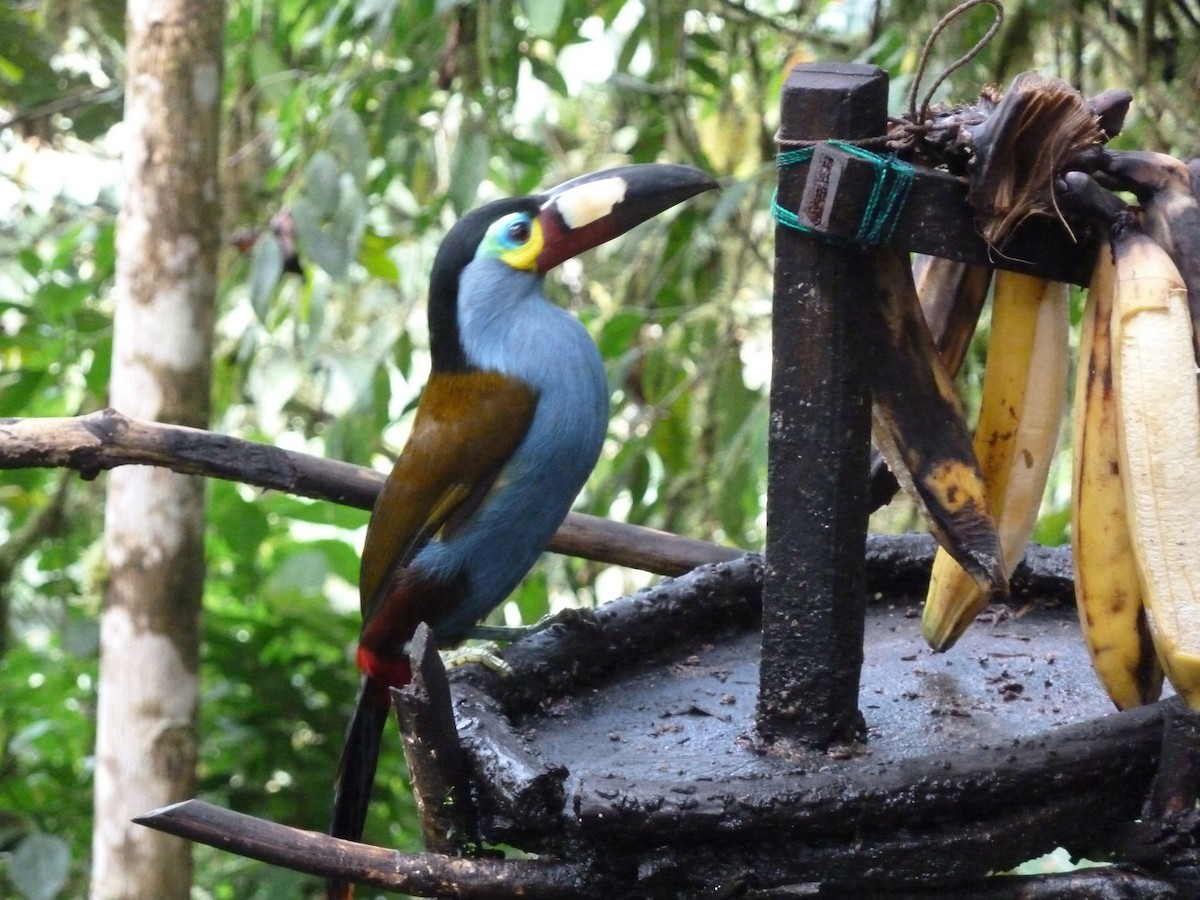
[92,2,223,897]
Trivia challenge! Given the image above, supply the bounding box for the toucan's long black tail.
[327,676,390,900]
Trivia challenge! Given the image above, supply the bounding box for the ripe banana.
[1110,226,1200,709]
[921,271,1069,650]
[869,257,993,510]
[866,246,1007,599]
[1072,235,1163,709]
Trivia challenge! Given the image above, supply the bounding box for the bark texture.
[92,2,223,897]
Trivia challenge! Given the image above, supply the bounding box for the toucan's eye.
[505,217,532,246]
[479,211,542,269]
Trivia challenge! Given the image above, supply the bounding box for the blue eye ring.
[504,217,532,246]
[478,211,542,268]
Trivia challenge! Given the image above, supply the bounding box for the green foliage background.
[2,0,1198,896]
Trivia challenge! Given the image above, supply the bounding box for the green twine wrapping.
[772,141,913,247]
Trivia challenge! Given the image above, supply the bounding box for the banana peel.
[914,255,993,378]
[866,245,1007,602]
[1111,226,1200,709]
[922,272,1069,650]
[869,257,992,511]
[1073,233,1164,709]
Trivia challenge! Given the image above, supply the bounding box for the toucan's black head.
[428,197,541,372]
[426,164,718,372]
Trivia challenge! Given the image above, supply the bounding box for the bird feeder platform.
[443,539,1169,897]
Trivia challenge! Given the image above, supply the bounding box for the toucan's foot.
[466,607,592,644]
[441,645,513,677]
[463,625,528,643]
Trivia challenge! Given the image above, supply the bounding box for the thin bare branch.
[133,799,601,899]
[0,409,743,577]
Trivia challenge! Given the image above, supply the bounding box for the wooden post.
[758,63,888,746]
[394,624,481,856]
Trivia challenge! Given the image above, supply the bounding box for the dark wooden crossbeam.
[795,141,1100,285]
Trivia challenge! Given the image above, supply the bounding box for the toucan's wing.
[332,372,535,900]
[358,370,537,622]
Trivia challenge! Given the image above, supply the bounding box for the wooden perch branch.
[0,409,743,577]
[395,624,481,855]
[133,799,602,899]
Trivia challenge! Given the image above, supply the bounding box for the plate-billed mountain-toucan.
[328,163,717,898]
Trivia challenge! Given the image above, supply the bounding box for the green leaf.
[627,451,651,510]
[352,0,401,40]
[329,108,370,186]
[266,549,330,599]
[83,333,113,399]
[448,128,490,215]
[596,309,644,360]
[359,245,399,281]
[333,175,368,262]
[291,197,350,279]
[371,362,392,427]
[524,0,564,37]
[290,168,367,280]
[0,54,23,84]
[715,456,754,540]
[210,485,273,555]
[1032,502,1070,547]
[249,232,286,322]
[9,832,70,900]
[0,369,48,416]
[527,54,570,99]
[509,569,550,625]
[9,720,57,756]
[303,151,341,217]
[392,328,414,380]
[267,495,370,529]
[60,612,101,658]
[310,538,362,587]
[685,54,723,89]
[713,351,759,448]
[689,31,721,54]
[92,221,116,275]
[652,407,691,475]
[17,247,41,275]
[707,176,756,231]
[324,407,379,463]
[250,40,292,106]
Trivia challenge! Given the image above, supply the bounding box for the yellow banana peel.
[922,272,1068,650]
[1072,237,1164,709]
[1111,228,1200,709]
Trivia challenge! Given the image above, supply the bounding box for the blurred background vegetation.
[2,0,1198,896]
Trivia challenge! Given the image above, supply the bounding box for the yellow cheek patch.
[500,219,544,272]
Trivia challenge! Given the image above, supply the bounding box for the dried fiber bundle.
[966,71,1103,245]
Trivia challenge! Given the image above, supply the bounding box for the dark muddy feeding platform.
[448,539,1171,896]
